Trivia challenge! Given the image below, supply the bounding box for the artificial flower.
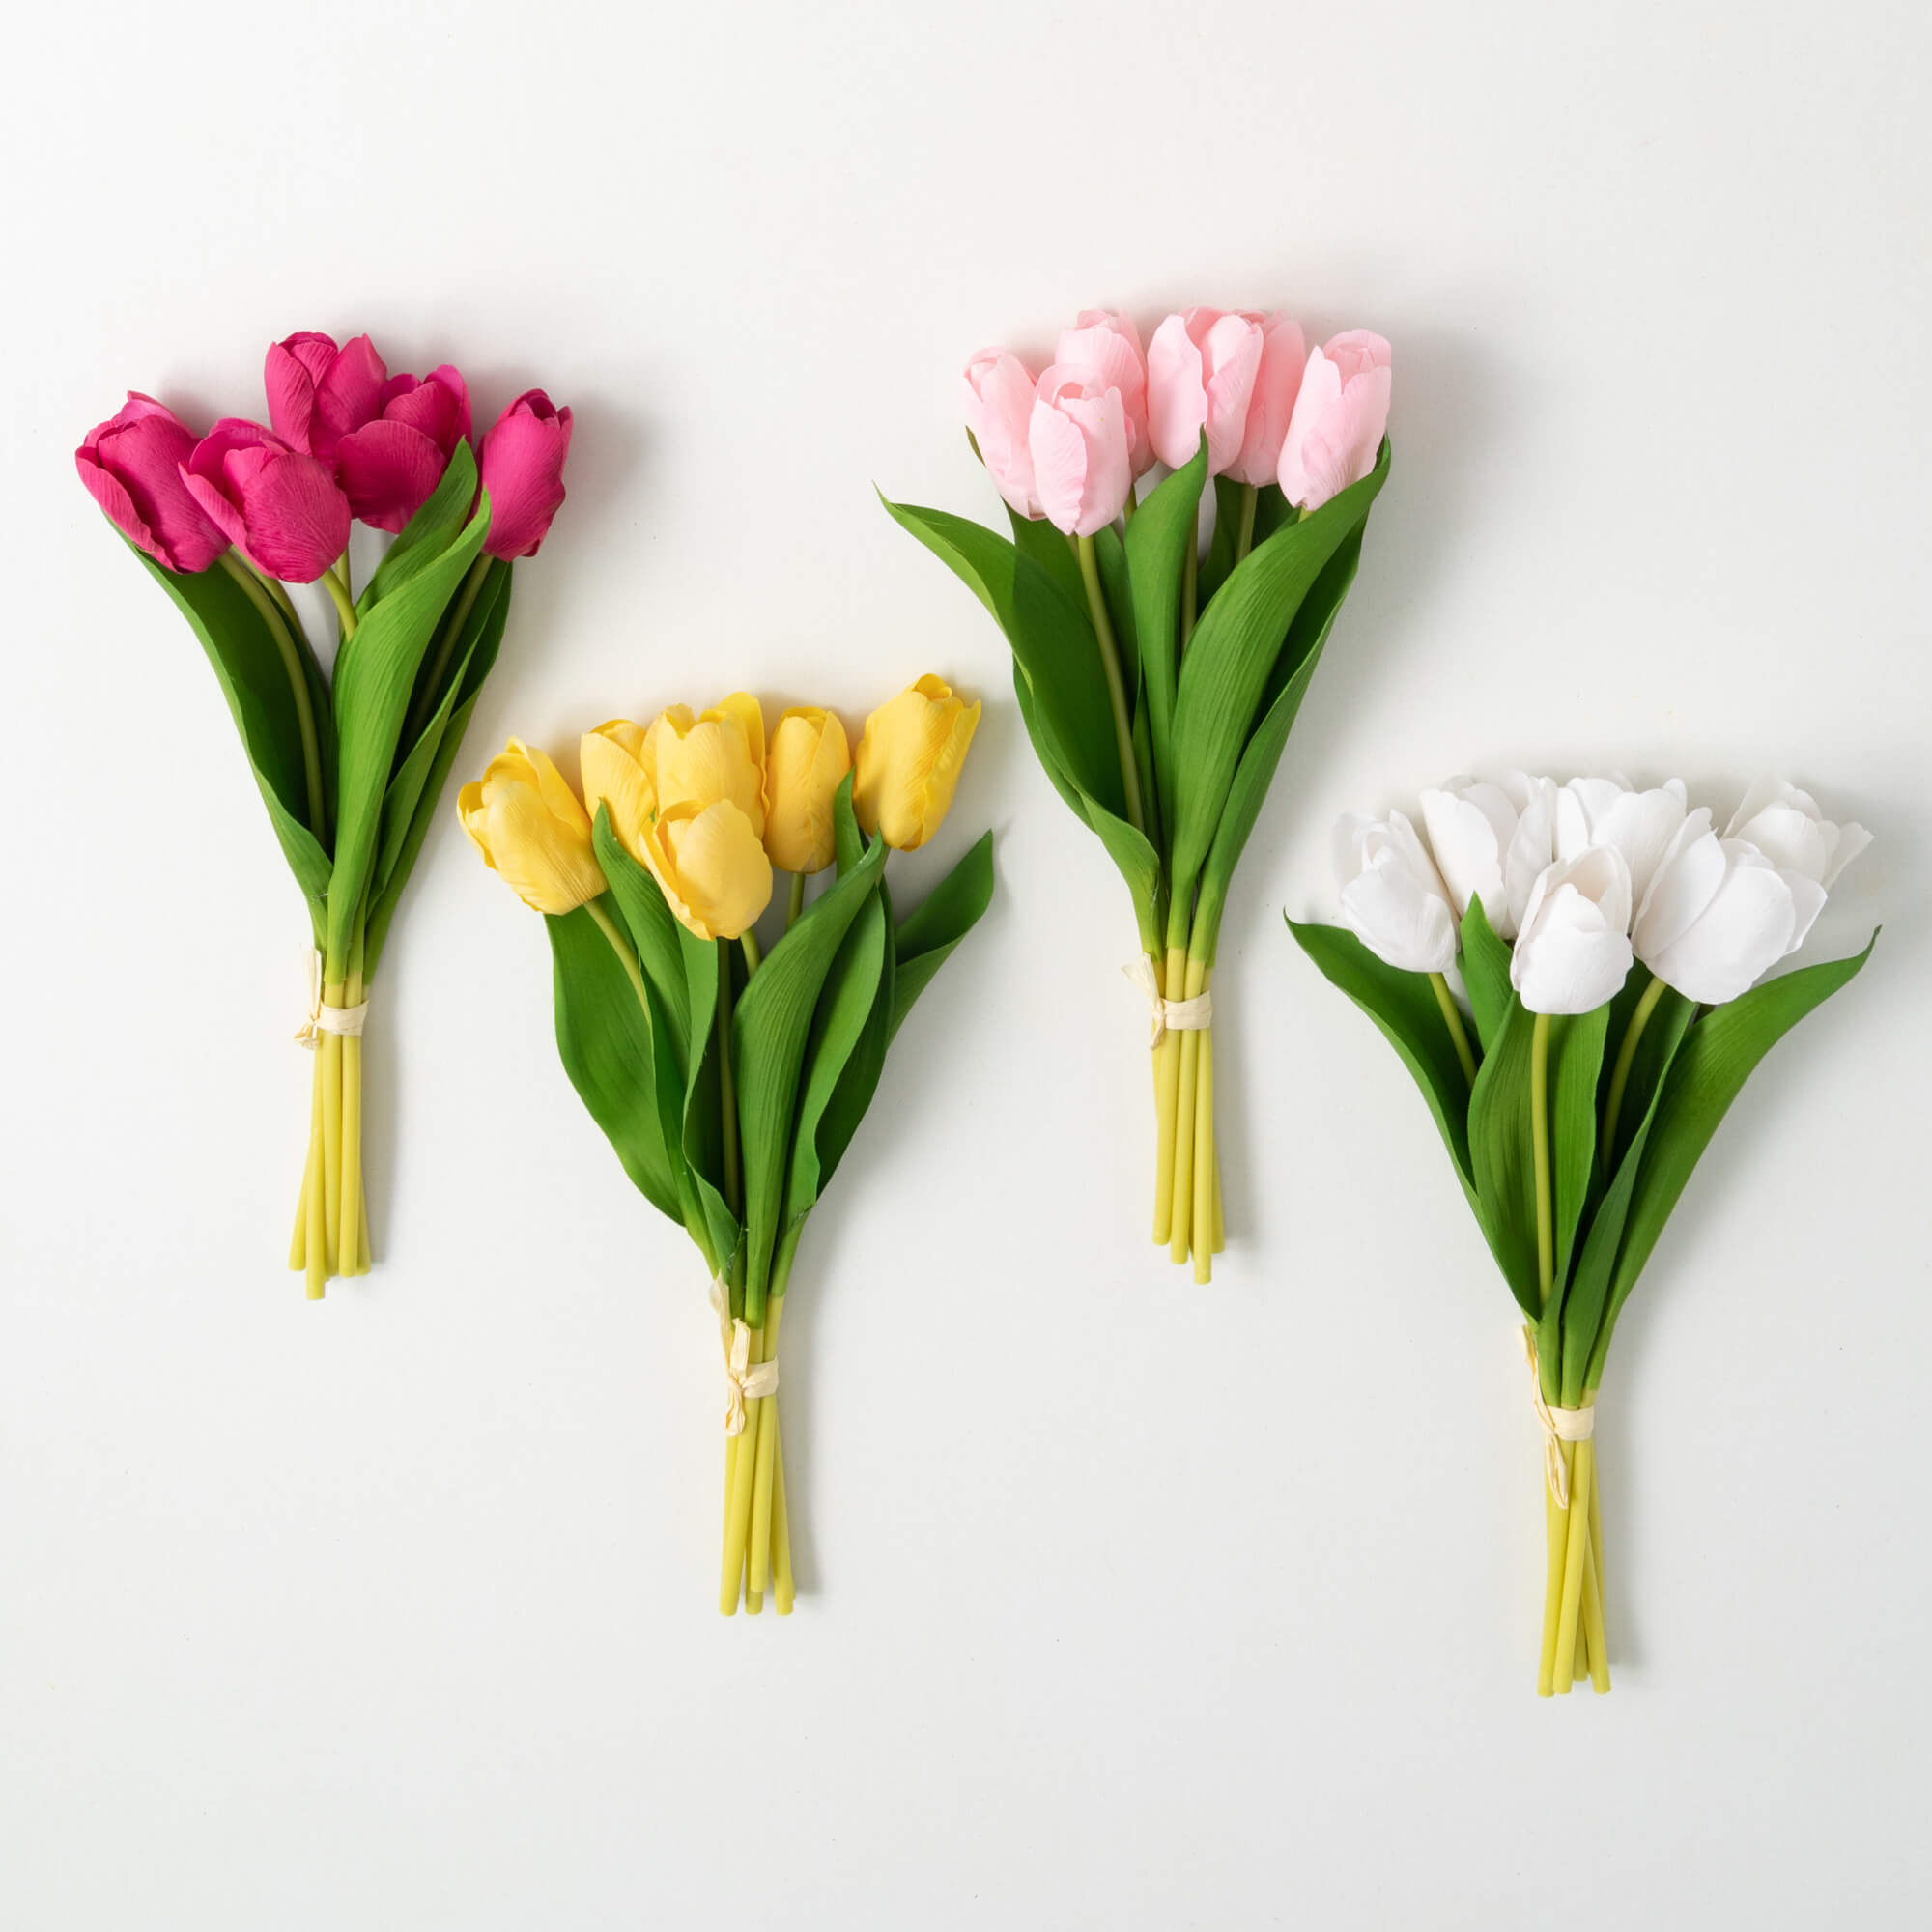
[1057,308,1153,475]
[480,389,573,558]
[181,418,351,583]
[765,706,852,874]
[1029,363,1134,537]
[961,348,1040,518]
[853,674,981,850]
[1333,810,1458,973]
[650,694,767,837]
[641,798,773,941]
[74,394,228,573]
[264,330,386,462]
[334,364,472,532]
[579,720,656,852]
[1509,846,1634,1014]
[1146,307,1264,474]
[459,740,607,915]
[1418,772,1554,939]
[1226,313,1307,488]
[1278,330,1393,511]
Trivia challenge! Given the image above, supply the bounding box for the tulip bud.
[1510,848,1634,1014]
[1146,309,1265,474]
[479,389,573,559]
[1278,330,1392,511]
[1724,781,1871,904]
[579,720,656,854]
[853,675,981,851]
[1056,309,1153,476]
[264,331,386,463]
[1418,773,1555,939]
[1633,810,1830,1005]
[458,740,606,915]
[333,364,472,533]
[180,419,351,584]
[765,706,852,874]
[962,348,1041,519]
[1333,811,1459,974]
[1028,363,1132,538]
[75,394,228,573]
[1226,313,1307,488]
[650,694,767,838]
[642,799,774,941]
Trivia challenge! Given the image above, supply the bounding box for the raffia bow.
[710,1278,779,1438]
[1123,955,1212,1049]
[1520,1323,1594,1508]
[294,949,369,1049]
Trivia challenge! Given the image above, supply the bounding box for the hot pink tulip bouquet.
[885,307,1392,1278]
[1289,773,1875,1694]
[76,331,573,1295]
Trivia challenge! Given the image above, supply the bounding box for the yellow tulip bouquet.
[75,337,572,1296]
[463,679,992,1613]
[886,307,1391,1276]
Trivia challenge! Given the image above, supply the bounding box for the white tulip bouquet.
[1289,775,1874,1694]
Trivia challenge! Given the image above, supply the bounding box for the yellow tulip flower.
[642,797,774,941]
[458,739,606,915]
[764,706,852,874]
[852,675,981,850]
[579,719,655,853]
[650,693,767,838]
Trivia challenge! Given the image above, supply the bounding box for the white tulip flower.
[1723,781,1870,949]
[1553,776,1689,911]
[1418,771,1556,939]
[1509,846,1635,1014]
[1333,810,1459,974]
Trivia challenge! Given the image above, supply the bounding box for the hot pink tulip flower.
[1226,313,1308,488]
[181,420,352,583]
[1028,363,1132,538]
[75,394,228,573]
[334,364,472,533]
[1056,309,1153,477]
[1277,330,1393,512]
[1146,308,1265,475]
[961,348,1041,519]
[478,389,573,559]
[264,330,387,463]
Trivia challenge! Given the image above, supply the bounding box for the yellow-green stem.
[1167,957,1208,1265]
[770,1412,794,1614]
[1191,1023,1215,1282]
[1601,971,1667,1174]
[321,559,358,639]
[785,870,806,928]
[1537,1445,1572,1696]
[748,1296,785,1598]
[719,1321,764,1613]
[302,1048,327,1300]
[1430,972,1478,1085]
[1552,1437,1596,1694]
[1151,947,1186,1244]
[339,953,366,1278]
[320,993,344,1273]
[1075,533,1145,837]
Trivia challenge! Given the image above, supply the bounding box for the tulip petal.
[1644,854,1798,1005]
[580,722,656,855]
[311,333,386,458]
[334,419,451,534]
[234,450,351,583]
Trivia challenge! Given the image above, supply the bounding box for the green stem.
[1180,539,1197,650]
[585,896,649,1008]
[1531,1010,1553,1304]
[717,940,742,1221]
[402,551,492,753]
[219,552,327,838]
[321,560,358,639]
[1430,972,1478,1085]
[1601,971,1666,1173]
[1075,532,1146,836]
[1121,484,1137,526]
[740,929,762,977]
[785,871,806,929]
[1234,482,1258,563]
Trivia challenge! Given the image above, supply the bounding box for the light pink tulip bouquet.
[77,331,573,1295]
[1290,774,1875,1693]
[886,307,1392,1277]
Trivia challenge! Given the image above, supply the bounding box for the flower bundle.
[1289,774,1874,1693]
[885,307,1392,1277]
[463,679,992,1613]
[77,332,572,1295]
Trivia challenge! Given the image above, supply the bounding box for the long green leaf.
[358,442,479,611]
[890,830,995,1041]
[1459,899,1513,1051]
[678,921,740,1284]
[1286,917,1476,1204]
[1589,934,1878,1382]
[1124,440,1208,830]
[546,900,681,1223]
[593,807,690,1047]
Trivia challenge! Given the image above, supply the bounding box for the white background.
[5,2,1927,1925]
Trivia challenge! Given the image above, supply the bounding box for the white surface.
[5,3,1928,1925]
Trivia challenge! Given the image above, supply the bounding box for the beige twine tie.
[709,1279,779,1438]
[294,949,369,1048]
[1123,956,1212,1049]
[1520,1324,1594,1508]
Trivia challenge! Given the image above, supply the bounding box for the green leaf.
[1006,503,1085,607]
[546,900,681,1223]
[358,442,480,611]
[1191,522,1367,954]
[732,794,888,1320]
[1124,439,1208,831]
[678,922,740,1282]
[1467,996,1606,1321]
[1459,898,1513,1051]
[881,494,1125,820]
[1197,474,1247,606]
[1286,917,1476,1204]
[1012,662,1091,823]
[592,806,690,1047]
[889,830,995,1041]
[1168,442,1390,897]
[327,497,489,965]
[1589,934,1878,1383]
[131,548,333,933]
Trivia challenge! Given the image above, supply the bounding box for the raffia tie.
[1520,1324,1594,1509]
[294,949,368,1048]
[1123,956,1212,1049]
[709,1279,779,1438]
